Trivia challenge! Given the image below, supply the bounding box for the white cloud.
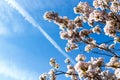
[0,60,38,80]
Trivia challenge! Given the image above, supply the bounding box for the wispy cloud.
[5,0,75,64]
[0,60,38,80]
[0,0,25,36]
[0,26,10,35]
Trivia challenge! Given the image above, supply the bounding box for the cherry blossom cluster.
[39,58,59,80]
[43,0,120,56]
[44,11,83,52]
[40,0,120,80]
[39,54,120,80]
[74,54,117,80]
[93,0,120,12]
[74,0,120,38]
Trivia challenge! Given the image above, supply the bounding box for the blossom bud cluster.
[104,20,117,37]
[65,65,78,80]
[49,58,59,69]
[75,54,86,61]
[64,58,71,64]
[114,36,120,43]
[110,0,120,13]
[84,38,96,52]
[93,0,120,12]
[74,55,103,79]
[39,59,59,80]
[92,25,101,34]
[39,73,48,80]
[99,43,108,49]
[106,57,120,68]
[74,2,93,17]
[106,57,120,79]
[88,10,108,24]
[93,0,114,9]
[109,43,115,49]
[48,69,56,80]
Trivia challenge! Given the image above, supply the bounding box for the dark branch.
[102,1,120,22]
[55,71,78,76]
[81,39,119,57]
[97,39,113,45]
[91,50,113,57]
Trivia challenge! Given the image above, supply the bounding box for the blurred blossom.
[75,54,86,61]
[39,73,48,80]
[85,44,94,52]
[48,69,56,80]
[109,44,115,49]
[114,37,120,43]
[92,25,101,34]
[99,43,108,49]
[64,58,71,64]
[115,69,120,79]
[49,58,56,67]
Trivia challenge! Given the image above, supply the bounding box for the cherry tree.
[39,0,120,80]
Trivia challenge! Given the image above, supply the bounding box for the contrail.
[5,0,75,64]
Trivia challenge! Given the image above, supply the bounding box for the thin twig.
[55,70,78,76]
[82,39,119,57]
[97,40,113,45]
[91,50,113,57]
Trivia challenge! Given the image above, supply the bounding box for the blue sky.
[0,0,81,80]
[0,0,112,80]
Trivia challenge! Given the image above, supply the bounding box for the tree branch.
[91,50,113,57]
[102,1,120,22]
[55,70,78,76]
[81,39,119,57]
